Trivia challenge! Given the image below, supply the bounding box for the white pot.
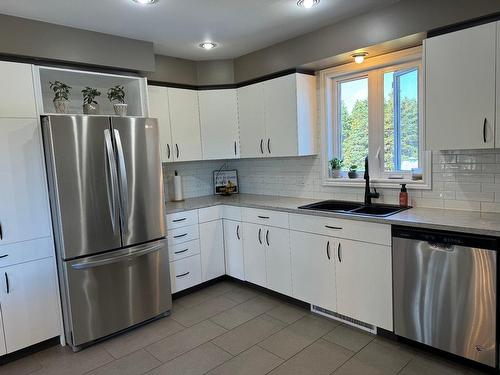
[83,103,100,115]
[113,103,128,117]
[53,99,69,114]
[332,169,341,178]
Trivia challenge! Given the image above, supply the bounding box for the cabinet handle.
[260,139,264,154]
[325,225,342,230]
[167,144,171,159]
[267,138,271,154]
[174,249,188,254]
[0,223,3,240]
[337,243,342,263]
[266,230,270,246]
[4,272,9,294]
[173,233,187,239]
[0,254,7,259]
[483,118,487,143]
[172,218,187,223]
[236,225,240,240]
[234,141,237,155]
[326,241,331,260]
[258,215,270,219]
[175,144,180,158]
[176,272,190,278]
[258,228,262,244]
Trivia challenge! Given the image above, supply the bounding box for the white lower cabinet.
[0,257,60,353]
[242,223,267,287]
[0,308,5,356]
[335,239,393,330]
[223,220,244,280]
[264,227,292,296]
[199,220,225,282]
[290,231,337,312]
[170,255,202,293]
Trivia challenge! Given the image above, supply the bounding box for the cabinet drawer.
[289,214,390,246]
[223,205,242,221]
[167,225,199,247]
[198,206,223,223]
[169,240,200,262]
[242,208,289,229]
[0,237,53,268]
[166,210,198,229]
[170,255,202,293]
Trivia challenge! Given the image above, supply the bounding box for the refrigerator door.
[65,239,171,347]
[111,117,165,246]
[43,116,121,259]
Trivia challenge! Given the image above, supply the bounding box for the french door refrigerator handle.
[71,242,163,270]
[113,129,129,232]
[104,129,119,234]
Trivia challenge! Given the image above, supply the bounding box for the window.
[322,47,429,187]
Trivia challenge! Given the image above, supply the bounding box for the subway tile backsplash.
[163,149,500,213]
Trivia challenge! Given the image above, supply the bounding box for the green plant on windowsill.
[329,158,343,178]
[348,165,358,179]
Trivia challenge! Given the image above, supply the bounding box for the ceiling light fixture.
[297,0,320,9]
[132,0,158,4]
[352,52,368,64]
[199,42,217,50]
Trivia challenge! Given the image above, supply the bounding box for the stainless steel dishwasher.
[392,226,498,368]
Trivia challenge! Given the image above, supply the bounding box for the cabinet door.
[148,86,173,162]
[199,220,225,282]
[224,220,244,280]
[425,23,496,150]
[264,75,298,157]
[238,83,266,158]
[0,118,51,245]
[0,61,37,118]
[1,257,60,353]
[242,223,266,287]
[336,239,392,330]
[290,231,336,311]
[265,227,292,296]
[199,89,239,160]
[168,88,202,161]
[0,307,6,356]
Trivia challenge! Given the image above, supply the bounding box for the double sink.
[299,200,410,217]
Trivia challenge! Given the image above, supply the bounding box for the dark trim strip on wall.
[427,11,500,38]
[149,68,315,90]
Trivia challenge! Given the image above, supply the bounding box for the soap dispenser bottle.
[399,184,408,207]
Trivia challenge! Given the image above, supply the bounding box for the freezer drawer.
[64,239,171,347]
[393,227,497,367]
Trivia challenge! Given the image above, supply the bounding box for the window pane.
[384,68,419,172]
[339,77,368,171]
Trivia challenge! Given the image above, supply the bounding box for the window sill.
[323,178,431,190]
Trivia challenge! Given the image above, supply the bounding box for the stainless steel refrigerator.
[42,115,171,350]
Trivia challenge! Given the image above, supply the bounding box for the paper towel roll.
[172,172,184,202]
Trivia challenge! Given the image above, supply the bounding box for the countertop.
[166,194,500,237]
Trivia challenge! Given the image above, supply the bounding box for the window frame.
[320,46,431,189]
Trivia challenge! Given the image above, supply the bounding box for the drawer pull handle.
[5,272,9,294]
[176,272,190,278]
[258,216,270,219]
[326,241,330,260]
[266,230,270,246]
[174,233,188,239]
[325,225,342,230]
[0,254,8,259]
[172,218,187,223]
[337,243,342,263]
[258,228,262,244]
[174,249,188,254]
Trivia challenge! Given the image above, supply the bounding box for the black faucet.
[364,156,379,205]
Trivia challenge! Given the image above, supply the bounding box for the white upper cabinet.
[199,89,239,160]
[148,86,173,162]
[0,62,37,118]
[168,88,203,162]
[0,118,51,246]
[425,22,497,150]
[238,83,267,158]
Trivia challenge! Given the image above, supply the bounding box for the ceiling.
[0,0,398,60]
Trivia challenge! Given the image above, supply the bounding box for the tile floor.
[0,280,490,375]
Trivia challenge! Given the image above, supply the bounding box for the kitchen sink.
[299,200,409,217]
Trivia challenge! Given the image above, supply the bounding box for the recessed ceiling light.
[199,42,217,50]
[352,52,368,64]
[297,0,320,9]
[132,0,158,4]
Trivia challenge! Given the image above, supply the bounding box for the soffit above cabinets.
[0,0,398,60]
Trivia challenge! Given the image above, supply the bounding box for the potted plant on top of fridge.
[329,158,343,178]
[49,81,71,114]
[107,85,127,116]
[81,86,101,115]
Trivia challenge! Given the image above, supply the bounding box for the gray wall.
[144,55,198,85]
[233,0,500,81]
[0,14,155,72]
[196,59,235,85]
